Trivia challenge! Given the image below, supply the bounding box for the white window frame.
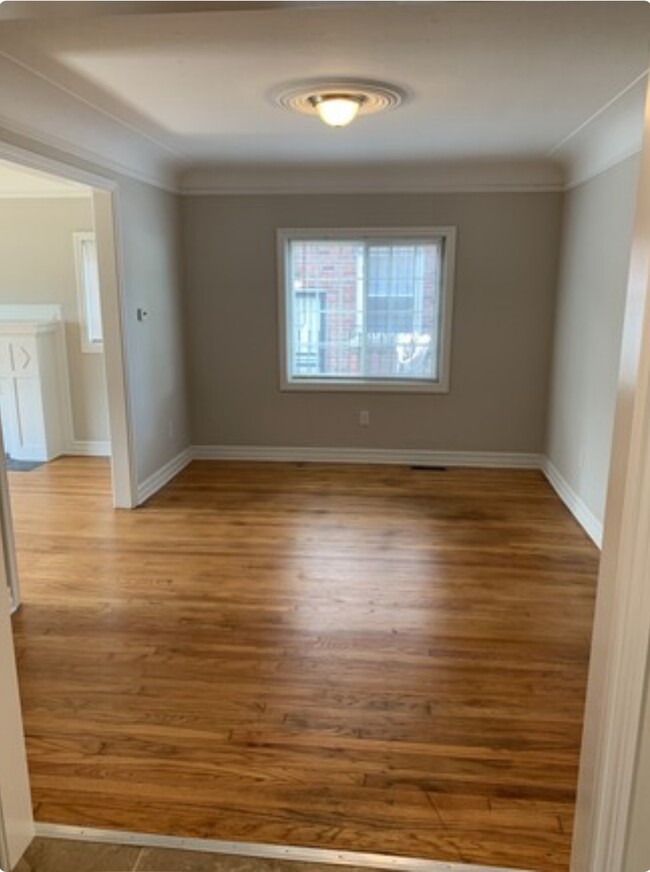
[73,231,104,354]
[277,227,456,393]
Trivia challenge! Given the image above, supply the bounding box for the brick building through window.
[287,236,442,383]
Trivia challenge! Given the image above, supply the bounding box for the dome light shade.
[311,95,364,127]
[274,79,405,128]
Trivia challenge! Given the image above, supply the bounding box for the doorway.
[0,151,135,606]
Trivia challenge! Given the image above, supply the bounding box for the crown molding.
[551,71,647,190]
[180,181,564,196]
[562,145,642,192]
[179,159,564,196]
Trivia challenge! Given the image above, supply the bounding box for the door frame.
[0,136,138,867]
[0,548,32,871]
[567,81,650,872]
[0,422,20,612]
[0,139,137,510]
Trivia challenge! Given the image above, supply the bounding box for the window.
[73,231,103,353]
[279,228,455,391]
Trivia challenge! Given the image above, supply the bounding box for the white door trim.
[0,134,138,866]
[0,424,20,612]
[0,815,9,872]
[0,140,120,194]
[0,582,33,869]
[91,187,137,508]
[570,77,650,872]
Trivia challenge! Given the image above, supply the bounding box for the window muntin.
[281,229,454,391]
[73,232,103,353]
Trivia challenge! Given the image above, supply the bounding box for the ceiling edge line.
[178,145,640,196]
[562,144,642,192]
[547,68,649,157]
[177,182,565,196]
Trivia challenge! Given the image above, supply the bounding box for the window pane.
[365,242,439,379]
[81,239,103,345]
[287,238,442,382]
[289,240,364,378]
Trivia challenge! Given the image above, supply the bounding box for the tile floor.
[17,838,377,872]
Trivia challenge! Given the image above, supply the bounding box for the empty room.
[1,5,650,872]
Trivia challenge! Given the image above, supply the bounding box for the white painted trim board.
[67,440,111,458]
[541,458,603,547]
[180,181,564,196]
[191,445,543,469]
[136,447,193,506]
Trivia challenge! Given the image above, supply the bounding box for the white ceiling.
[0,158,90,197]
[0,2,647,189]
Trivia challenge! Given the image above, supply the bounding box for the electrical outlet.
[359,410,370,426]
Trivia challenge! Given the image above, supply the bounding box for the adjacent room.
[0,161,110,465]
[0,160,114,615]
[0,4,648,872]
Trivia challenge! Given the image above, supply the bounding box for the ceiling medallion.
[273,79,405,128]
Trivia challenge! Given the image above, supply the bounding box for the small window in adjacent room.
[73,231,103,353]
[278,228,455,392]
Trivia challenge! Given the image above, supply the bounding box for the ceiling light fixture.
[309,94,365,128]
[274,79,405,128]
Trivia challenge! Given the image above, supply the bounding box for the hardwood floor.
[9,457,599,872]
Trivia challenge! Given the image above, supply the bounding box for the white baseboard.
[131,444,601,548]
[67,440,111,457]
[191,444,543,469]
[541,457,603,547]
[136,447,193,505]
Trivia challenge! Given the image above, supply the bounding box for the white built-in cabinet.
[0,322,66,462]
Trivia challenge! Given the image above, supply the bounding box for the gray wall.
[0,121,192,495]
[182,193,562,452]
[0,197,109,443]
[545,156,640,526]
[118,179,191,484]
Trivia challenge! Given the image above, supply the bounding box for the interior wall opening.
[0,156,130,618]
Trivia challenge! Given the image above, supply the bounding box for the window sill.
[281,378,449,394]
[81,343,104,355]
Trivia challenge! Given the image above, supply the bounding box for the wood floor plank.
[9,458,599,872]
